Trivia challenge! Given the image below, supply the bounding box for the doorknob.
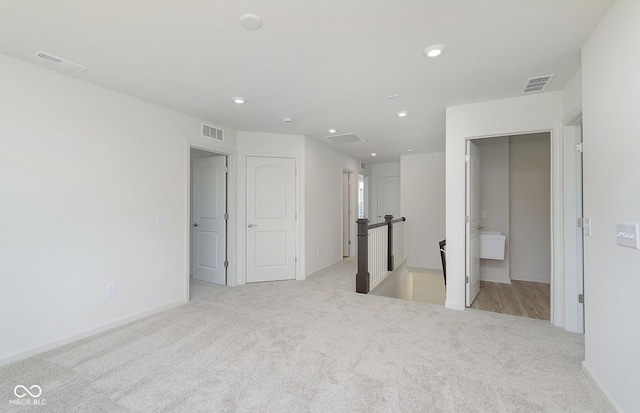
[193,223,198,227]
[248,224,258,228]
[476,225,484,230]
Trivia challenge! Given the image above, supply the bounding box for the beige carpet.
[0,258,608,412]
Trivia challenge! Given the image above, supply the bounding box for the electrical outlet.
[105,283,117,298]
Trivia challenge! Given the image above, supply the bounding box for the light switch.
[157,212,165,225]
[616,223,639,249]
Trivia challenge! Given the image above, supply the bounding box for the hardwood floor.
[470,280,550,320]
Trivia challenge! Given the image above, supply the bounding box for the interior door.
[376,176,400,223]
[466,140,481,306]
[192,156,226,285]
[342,172,350,257]
[576,124,585,332]
[246,156,296,283]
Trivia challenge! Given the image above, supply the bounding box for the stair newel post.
[356,218,370,294]
[385,214,394,271]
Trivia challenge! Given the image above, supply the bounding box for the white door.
[466,140,481,306]
[342,172,350,257]
[246,156,296,283]
[376,176,400,223]
[576,124,585,332]
[192,156,226,285]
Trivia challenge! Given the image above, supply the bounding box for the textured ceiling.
[0,0,613,162]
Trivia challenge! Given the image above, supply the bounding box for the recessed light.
[424,44,446,58]
[233,97,246,104]
[387,94,400,99]
[371,153,377,157]
[240,14,262,29]
[397,111,408,117]
[407,149,413,152]
[283,117,294,123]
[328,128,337,133]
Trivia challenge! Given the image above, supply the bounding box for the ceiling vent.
[523,74,554,94]
[201,123,224,141]
[33,51,87,72]
[360,162,366,170]
[325,133,363,145]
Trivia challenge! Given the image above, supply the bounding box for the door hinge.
[295,168,298,176]
[224,166,229,173]
[295,212,298,219]
[465,275,470,284]
[577,217,584,228]
[224,260,229,268]
[465,154,470,162]
[295,257,298,263]
[465,215,470,223]
[578,294,584,304]
[576,143,584,153]
[348,240,352,245]
[224,213,229,220]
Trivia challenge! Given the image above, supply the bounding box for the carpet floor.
[0,258,608,412]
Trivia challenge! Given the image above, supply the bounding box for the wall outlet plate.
[616,223,639,249]
[105,283,117,298]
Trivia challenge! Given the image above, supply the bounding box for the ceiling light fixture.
[397,111,408,117]
[233,97,246,104]
[240,14,263,29]
[423,44,446,58]
[407,149,413,152]
[328,128,337,133]
[387,94,400,99]
[371,153,377,157]
[283,117,294,123]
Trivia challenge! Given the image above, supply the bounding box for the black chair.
[439,239,446,286]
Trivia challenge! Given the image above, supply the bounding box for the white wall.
[400,153,445,270]
[304,136,365,275]
[445,92,564,319]
[563,70,582,123]
[581,1,640,411]
[509,133,551,283]
[475,137,510,283]
[0,54,236,364]
[235,131,306,284]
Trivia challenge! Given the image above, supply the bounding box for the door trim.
[462,128,562,326]
[185,143,237,303]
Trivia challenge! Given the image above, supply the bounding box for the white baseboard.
[479,275,511,284]
[581,361,623,413]
[0,298,186,367]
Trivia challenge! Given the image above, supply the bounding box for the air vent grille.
[33,51,87,72]
[523,74,554,94]
[360,162,366,170]
[202,123,224,141]
[325,133,363,144]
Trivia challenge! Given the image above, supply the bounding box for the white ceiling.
[0,0,613,163]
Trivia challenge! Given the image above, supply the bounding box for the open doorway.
[465,133,552,320]
[190,148,228,285]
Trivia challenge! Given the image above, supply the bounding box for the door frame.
[463,128,562,325]
[465,131,562,308]
[342,168,357,257]
[185,143,237,302]
[190,153,228,285]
